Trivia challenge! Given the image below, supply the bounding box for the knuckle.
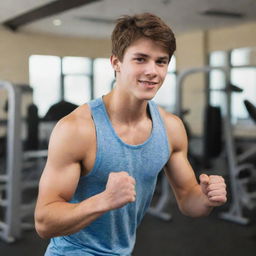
[127,195,134,202]
[131,195,136,202]
[207,184,214,191]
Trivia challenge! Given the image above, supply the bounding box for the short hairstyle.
[111,13,176,62]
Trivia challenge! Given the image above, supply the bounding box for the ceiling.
[1,0,256,38]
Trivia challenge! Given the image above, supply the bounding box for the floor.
[133,204,256,256]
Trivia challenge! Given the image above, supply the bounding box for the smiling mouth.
[138,80,158,86]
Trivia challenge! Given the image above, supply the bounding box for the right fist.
[104,172,136,210]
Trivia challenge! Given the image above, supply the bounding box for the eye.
[135,57,145,63]
[156,59,168,65]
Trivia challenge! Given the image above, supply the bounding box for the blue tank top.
[45,98,170,256]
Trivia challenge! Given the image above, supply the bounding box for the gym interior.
[1,0,256,255]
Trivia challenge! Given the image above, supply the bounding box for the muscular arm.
[34,109,136,239]
[160,110,226,217]
[34,113,107,238]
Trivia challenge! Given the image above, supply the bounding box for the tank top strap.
[148,100,171,153]
[87,97,112,175]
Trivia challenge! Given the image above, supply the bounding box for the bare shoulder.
[157,106,185,133]
[48,104,95,160]
[157,106,188,152]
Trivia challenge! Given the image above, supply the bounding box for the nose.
[144,61,157,79]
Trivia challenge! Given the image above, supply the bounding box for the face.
[111,37,169,101]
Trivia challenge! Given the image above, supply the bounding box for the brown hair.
[111,13,176,62]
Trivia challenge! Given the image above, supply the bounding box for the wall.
[207,22,256,53]
[0,26,111,84]
[175,31,206,135]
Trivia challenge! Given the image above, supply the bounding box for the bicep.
[163,113,198,200]
[38,160,81,205]
[36,121,83,207]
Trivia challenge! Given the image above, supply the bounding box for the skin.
[34,37,227,239]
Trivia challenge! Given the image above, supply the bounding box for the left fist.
[199,174,227,207]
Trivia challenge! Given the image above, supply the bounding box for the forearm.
[35,192,108,239]
[178,184,213,217]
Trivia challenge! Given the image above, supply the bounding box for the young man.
[35,13,227,256]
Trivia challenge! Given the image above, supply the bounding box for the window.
[93,58,115,98]
[231,47,256,66]
[62,57,92,105]
[230,48,256,120]
[231,67,256,120]
[209,48,256,123]
[29,55,61,117]
[29,55,93,117]
[208,51,227,108]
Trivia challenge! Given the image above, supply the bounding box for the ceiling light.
[53,19,62,26]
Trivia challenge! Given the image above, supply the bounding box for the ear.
[110,55,121,72]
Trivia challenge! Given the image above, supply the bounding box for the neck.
[103,89,149,125]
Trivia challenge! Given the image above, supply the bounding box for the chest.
[81,119,154,177]
[112,119,153,146]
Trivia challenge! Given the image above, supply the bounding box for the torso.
[72,101,174,177]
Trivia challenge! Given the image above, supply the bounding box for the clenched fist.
[103,172,136,210]
[199,174,227,207]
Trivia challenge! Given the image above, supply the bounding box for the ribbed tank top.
[45,98,170,256]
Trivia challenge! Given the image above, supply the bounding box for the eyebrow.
[133,53,169,60]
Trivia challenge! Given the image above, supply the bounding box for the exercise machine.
[0,81,22,242]
[149,66,256,224]
[149,66,227,221]
[0,81,47,242]
[220,99,256,222]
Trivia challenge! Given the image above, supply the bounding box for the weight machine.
[0,81,47,242]
[149,66,256,225]
[0,81,22,242]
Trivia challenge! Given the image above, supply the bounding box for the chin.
[136,92,156,101]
